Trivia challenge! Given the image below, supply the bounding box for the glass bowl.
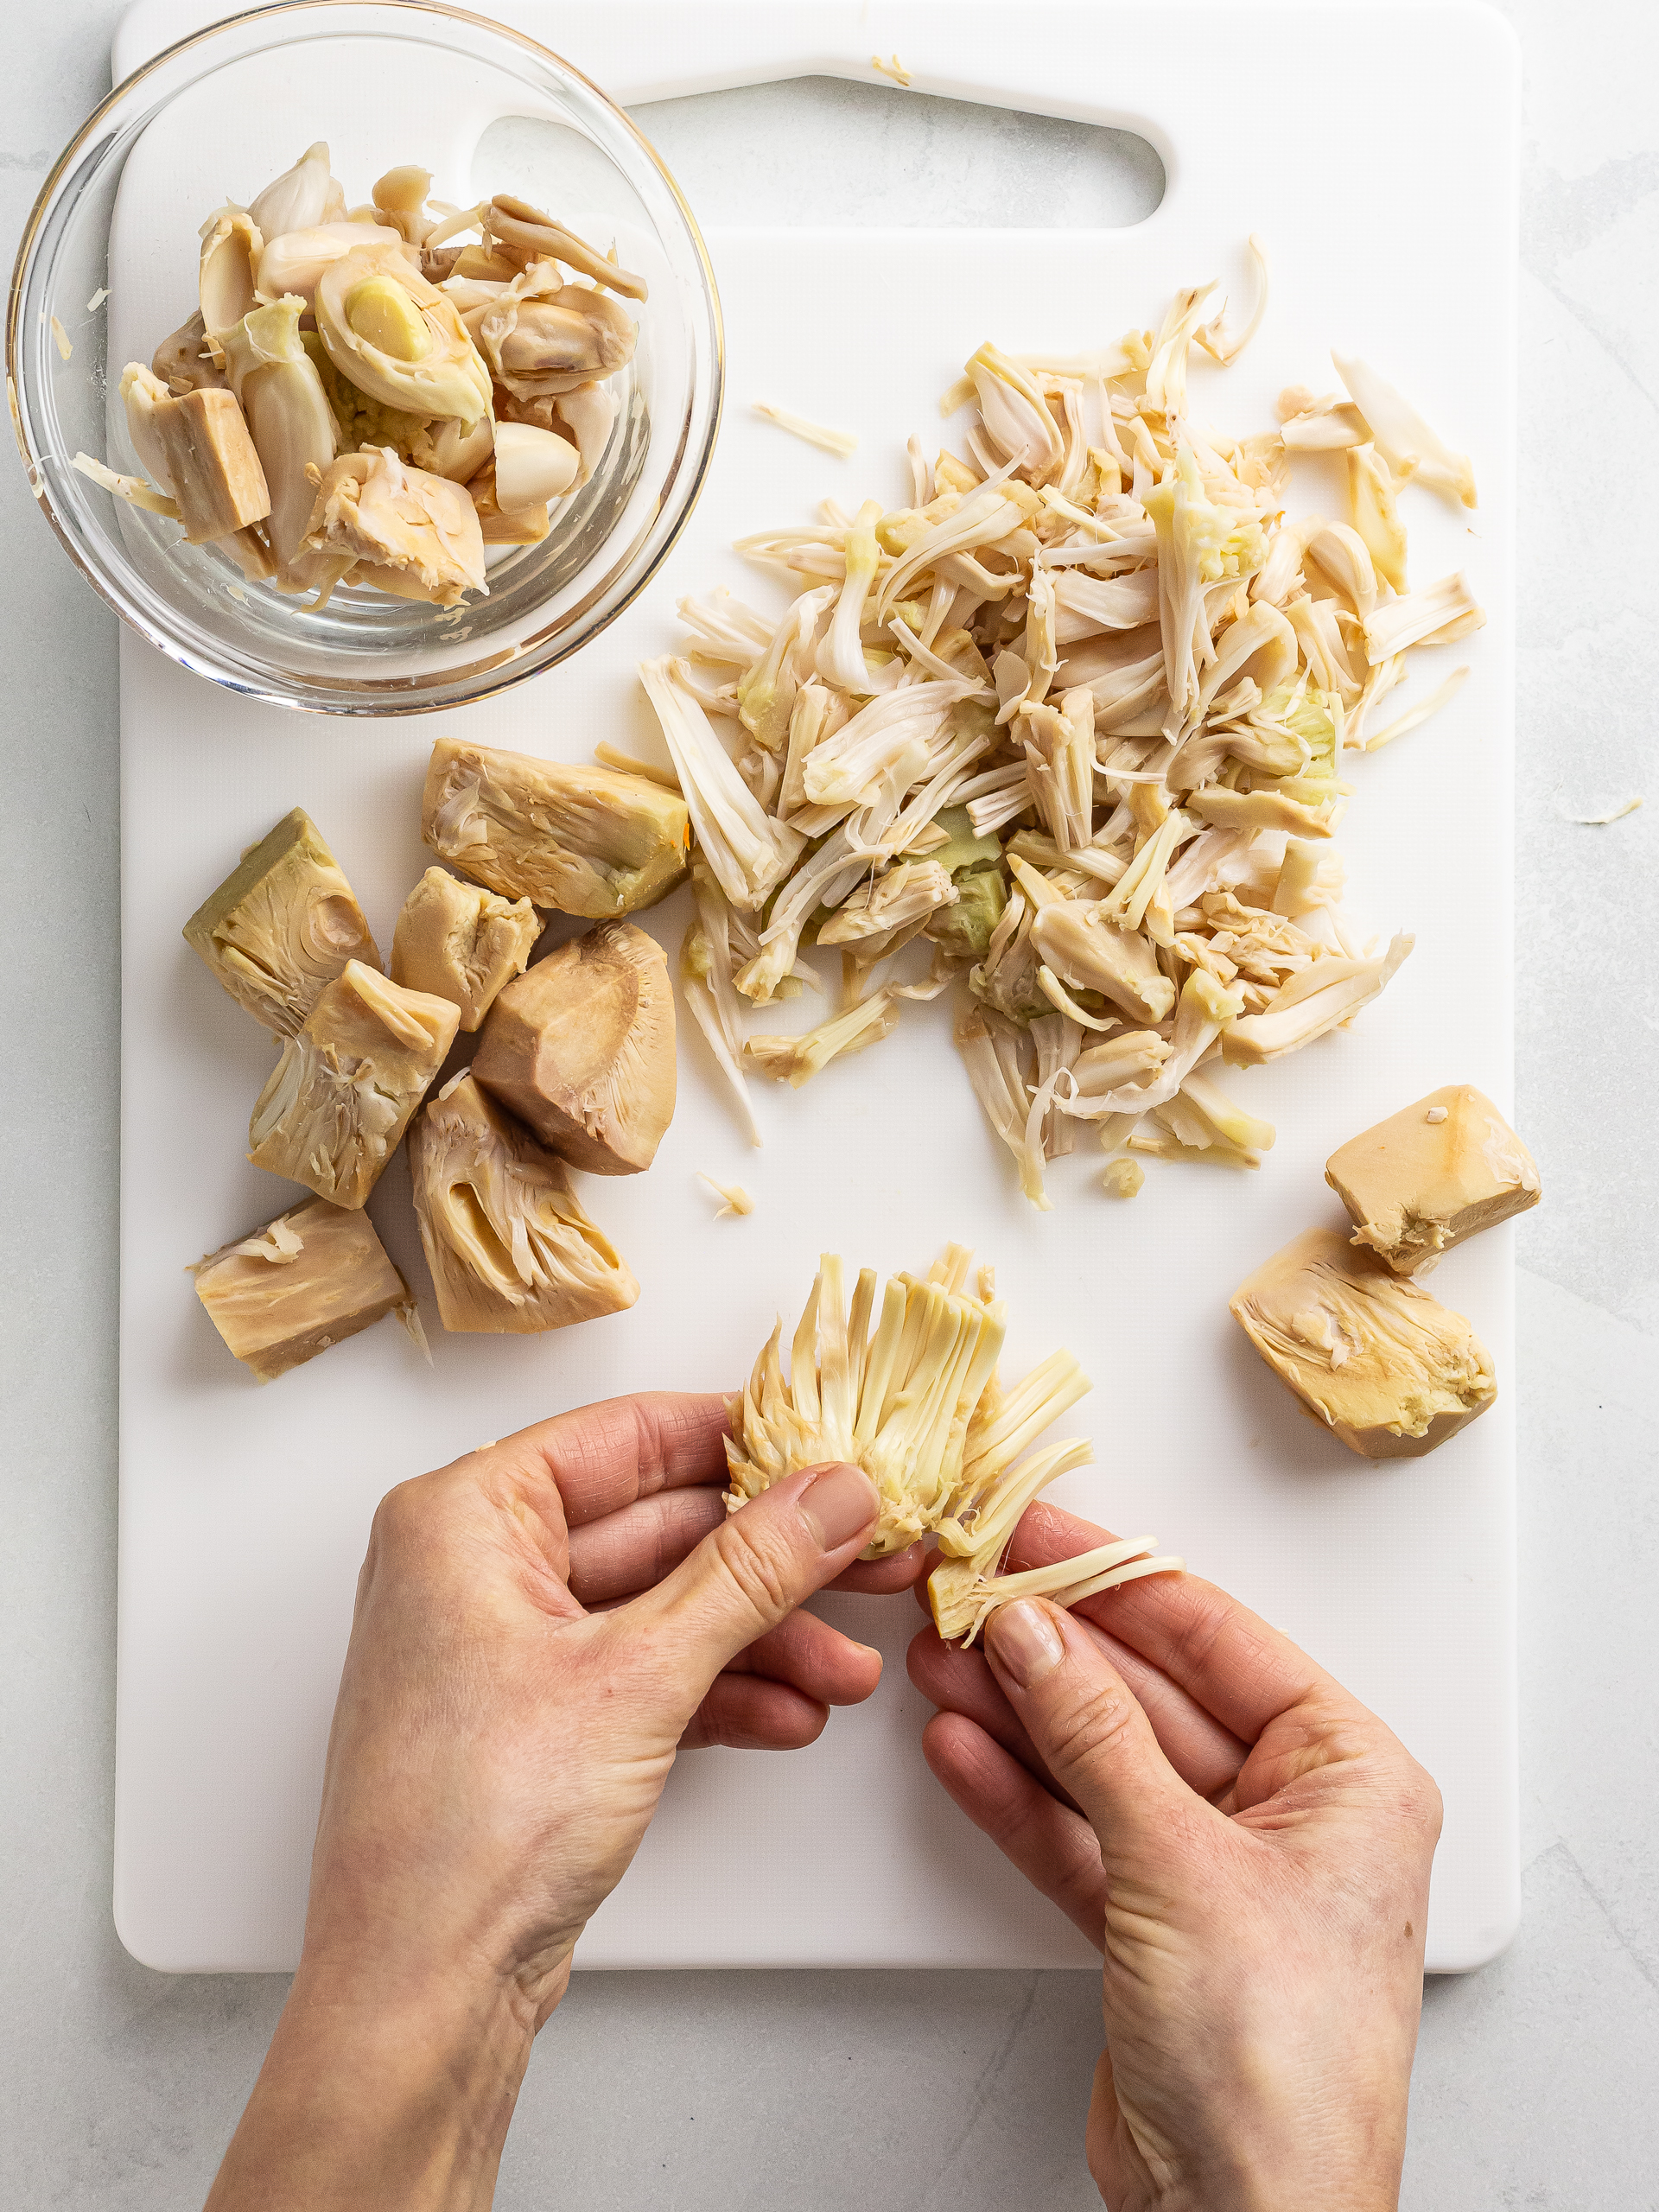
[5,0,723,715]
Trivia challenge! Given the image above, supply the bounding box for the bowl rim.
[4,0,725,716]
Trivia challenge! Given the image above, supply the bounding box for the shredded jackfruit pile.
[641,246,1484,1205]
[725,1243,1182,1643]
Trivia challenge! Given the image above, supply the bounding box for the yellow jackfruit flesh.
[726,1243,1185,1642]
[314,244,492,423]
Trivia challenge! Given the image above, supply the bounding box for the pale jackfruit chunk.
[390,867,539,1033]
[1230,1226,1497,1459]
[422,737,690,918]
[1325,1084,1540,1274]
[408,1075,639,1334]
[150,387,271,543]
[192,1198,411,1380]
[248,960,459,1208]
[302,448,486,607]
[472,921,675,1174]
[183,808,379,1035]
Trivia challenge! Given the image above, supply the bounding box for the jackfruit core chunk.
[472,921,676,1174]
[184,808,379,1034]
[1325,1084,1540,1274]
[191,1198,412,1380]
[1230,1225,1497,1459]
[408,1073,639,1332]
[247,959,459,1208]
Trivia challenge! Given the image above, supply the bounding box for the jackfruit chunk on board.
[192,1198,412,1381]
[1325,1084,1540,1275]
[409,1073,639,1333]
[472,921,675,1175]
[184,808,380,1035]
[390,867,539,1033]
[1230,1226,1496,1461]
[150,387,270,542]
[422,736,690,918]
[248,959,460,1209]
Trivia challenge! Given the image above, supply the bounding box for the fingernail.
[798,1463,878,1553]
[988,1599,1065,1688]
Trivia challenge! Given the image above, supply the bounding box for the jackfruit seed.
[248,959,459,1207]
[183,808,379,1035]
[408,1074,639,1333]
[191,1198,412,1380]
[1230,1225,1497,1459]
[390,867,539,1033]
[1325,1085,1540,1274]
[472,921,675,1174]
[422,737,690,918]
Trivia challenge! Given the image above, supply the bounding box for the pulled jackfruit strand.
[640,657,803,911]
[726,1248,1108,1595]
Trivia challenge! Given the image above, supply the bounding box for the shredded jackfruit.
[644,250,1482,1205]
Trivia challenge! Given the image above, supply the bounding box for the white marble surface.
[2,7,1655,2203]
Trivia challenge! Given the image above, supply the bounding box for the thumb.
[983,1599,1198,1866]
[625,1462,879,1703]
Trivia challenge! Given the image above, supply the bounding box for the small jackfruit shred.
[753,401,858,457]
[639,249,1485,1204]
[725,1243,1184,1644]
[697,1170,754,1217]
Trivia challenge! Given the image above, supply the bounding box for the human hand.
[208,1392,904,2211]
[909,1501,1441,2212]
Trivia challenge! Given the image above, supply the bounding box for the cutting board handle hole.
[481,79,1163,230]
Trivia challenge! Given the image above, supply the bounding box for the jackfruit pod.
[248,142,346,239]
[315,245,493,423]
[199,205,263,340]
[220,297,344,588]
[255,220,408,306]
[472,264,635,402]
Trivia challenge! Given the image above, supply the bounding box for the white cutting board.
[111,0,1520,1972]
